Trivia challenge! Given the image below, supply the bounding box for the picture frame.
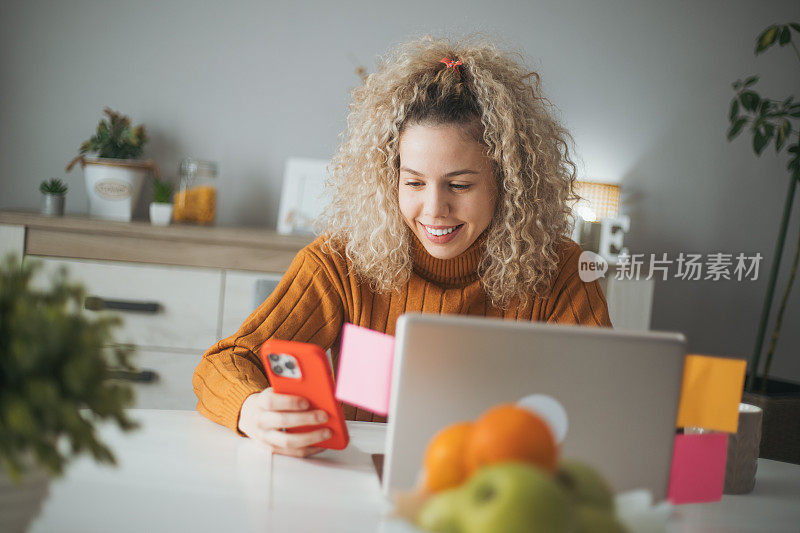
[276,157,331,236]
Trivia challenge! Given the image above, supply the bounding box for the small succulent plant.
[39,178,68,195]
[152,177,174,204]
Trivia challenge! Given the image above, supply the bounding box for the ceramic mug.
[724,403,763,494]
[686,403,763,494]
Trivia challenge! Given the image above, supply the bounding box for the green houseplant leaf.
[755,25,780,54]
[788,144,800,172]
[727,117,747,140]
[775,120,791,152]
[779,26,791,46]
[753,125,771,154]
[729,99,740,122]
[740,91,760,112]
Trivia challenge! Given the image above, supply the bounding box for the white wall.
[2,0,800,382]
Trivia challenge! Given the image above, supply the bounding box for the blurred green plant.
[727,22,800,393]
[39,178,68,195]
[0,254,139,483]
[75,107,148,160]
[152,177,174,204]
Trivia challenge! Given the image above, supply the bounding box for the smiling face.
[398,123,497,260]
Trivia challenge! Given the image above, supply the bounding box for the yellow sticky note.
[676,354,746,433]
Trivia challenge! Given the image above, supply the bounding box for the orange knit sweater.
[192,232,612,432]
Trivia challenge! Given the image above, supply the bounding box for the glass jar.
[173,158,218,225]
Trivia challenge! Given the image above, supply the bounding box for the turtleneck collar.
[410,230,487,288]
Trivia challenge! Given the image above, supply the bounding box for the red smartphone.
[259,339,349,450]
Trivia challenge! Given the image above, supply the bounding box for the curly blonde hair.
[317,34,579,308]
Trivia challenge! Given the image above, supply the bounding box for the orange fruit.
[463,403,558,475]
[423,421,474,492]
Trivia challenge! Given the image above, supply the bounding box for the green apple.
[458,462,576,533]
[574,505,627,533]
[556,460,615,511]
[417,487,465,533]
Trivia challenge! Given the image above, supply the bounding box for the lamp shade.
[573,181,620,221]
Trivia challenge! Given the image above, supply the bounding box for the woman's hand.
[238,387,331,458]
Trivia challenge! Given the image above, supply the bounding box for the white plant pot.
[83,157,149,221]
[149,202,173,226]
[0,465,51,533]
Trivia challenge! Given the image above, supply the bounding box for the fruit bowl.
[393,401,673,533]
[390,485,672,533]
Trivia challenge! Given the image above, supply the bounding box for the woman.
[193,35,612,458]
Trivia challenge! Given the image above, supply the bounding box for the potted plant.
[727,22,800,464]
[0,254,139,532]
[65,107,161,222]
[39,178,68,217]
[149,177,174,226]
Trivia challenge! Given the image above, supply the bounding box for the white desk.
[29,410,800,533]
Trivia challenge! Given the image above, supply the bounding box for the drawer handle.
[84,296,162,314]
[107,369,159,383]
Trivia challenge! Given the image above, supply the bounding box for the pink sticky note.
[334,323,395,416]
[667,433,728,504]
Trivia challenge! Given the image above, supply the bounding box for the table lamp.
[571,181,629,263]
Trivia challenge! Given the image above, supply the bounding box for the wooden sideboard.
[0,210,314,410]
[0,209,653,410]
[0,209,313,271]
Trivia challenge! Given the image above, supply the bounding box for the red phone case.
[259,339,349,450]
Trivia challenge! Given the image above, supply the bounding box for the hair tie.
[440,57,463,75]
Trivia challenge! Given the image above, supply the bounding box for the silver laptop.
[382,313,686,500]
